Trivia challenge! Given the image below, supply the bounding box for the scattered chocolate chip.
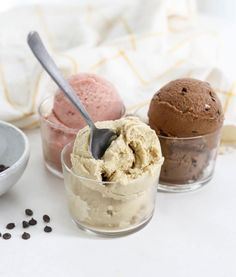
[182,87,187,93]
[22,232,30,240]
[29,218,37,226]
[44,226,52,233]
[0,164,9,173]
[6,223,15,230]
[192,130,198,134]
[25,209,33,216]
[43,215,50,223]
[22,221,29,228]
[3,233,11,240]
[217,110,221,115]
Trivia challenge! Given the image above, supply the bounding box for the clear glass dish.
[61,141,162,236]
[158,129,222,192]
[39,96,78,178]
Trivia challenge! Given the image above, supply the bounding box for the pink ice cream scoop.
[40,73,124,176]
[53,73,124,129]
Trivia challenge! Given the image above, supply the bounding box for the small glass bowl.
[61,141,162,236]
[158,128,222,192]
[39,96,78,178]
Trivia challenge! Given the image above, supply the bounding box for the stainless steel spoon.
[27,31,117,160]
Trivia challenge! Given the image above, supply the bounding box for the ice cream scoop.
[53,73,124,129]
[71,116,163,183]
[148,78,224,137]
[28,31,117,159]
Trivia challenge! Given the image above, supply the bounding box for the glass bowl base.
[72,213,153,237]
[45,161,63,179]
[158,173,213,193]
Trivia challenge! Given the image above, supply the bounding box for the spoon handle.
[27,31,95,130]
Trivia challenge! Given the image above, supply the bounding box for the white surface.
[0,129,236,277]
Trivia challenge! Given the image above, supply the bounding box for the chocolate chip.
[101,173,109,182]
[22,221,29,228]
[22,232,30,240]
[44,226,52,233]
[182,87,187,93]
[192,130,198,134]
[3,233,11,240]
[25,209,33,216]
[29,218,37,226]
[6,223,15,230]
[209,91,216,102]
[107,210,113,216]
[0,164,9,173]
[192,158,197,167]
[209,91,214,97]
[205,104,210,111]
[159,129,168,136]
[43,215,50,223]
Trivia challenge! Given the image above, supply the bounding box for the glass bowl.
[39,96,78,178]
[158,128,222,192]
[61,141,162,236]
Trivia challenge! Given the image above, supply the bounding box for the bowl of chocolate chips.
[0,121,30,196]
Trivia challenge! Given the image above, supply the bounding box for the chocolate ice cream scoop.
[148,78,224,137]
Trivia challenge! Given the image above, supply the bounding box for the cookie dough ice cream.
[148,78,224,189]
[62,117,164,234]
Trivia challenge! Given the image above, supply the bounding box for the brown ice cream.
[149,78,224,137]
[148,78,224,185]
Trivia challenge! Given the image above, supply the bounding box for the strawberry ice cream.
[39,73,124,177]
[53,73,124,128]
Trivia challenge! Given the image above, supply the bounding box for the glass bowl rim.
[61,141,162,186]
[38,95,126,133]
[157,127,222,141]
[38,95,79,133]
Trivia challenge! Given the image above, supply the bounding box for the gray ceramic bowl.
[0,121,30,196]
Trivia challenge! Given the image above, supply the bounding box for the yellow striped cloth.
[0,1,235,145]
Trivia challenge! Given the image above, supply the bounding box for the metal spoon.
[27,31,117,160]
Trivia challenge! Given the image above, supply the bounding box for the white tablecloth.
[0,129,235,277]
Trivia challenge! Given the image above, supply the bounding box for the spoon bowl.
[90,127,117,159]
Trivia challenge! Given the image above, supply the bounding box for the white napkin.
[0,0,235,145]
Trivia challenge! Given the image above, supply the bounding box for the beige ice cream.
[63,117,163,233]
